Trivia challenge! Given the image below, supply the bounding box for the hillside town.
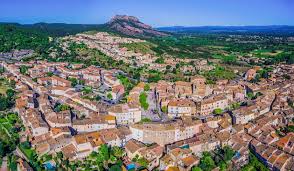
[63,32,215,73]
[0,58,293,171]
[1,0,294,169]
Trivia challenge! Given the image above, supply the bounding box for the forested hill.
[0,22,106,37]
[0,24,51,53]
[0,23,111,53]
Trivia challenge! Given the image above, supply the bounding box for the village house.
[125,139,164,170]
[72,131,105,159]
[28,64,54,78]
[130,118,202,146]
[38,75,71,87]
[160,147,199,171]
[232,105,258,125]
[108,103,142,125]
[51,75,71,87]
[167,99,197,118]
[191,75,209,98]
[21,109,49,137]
[110,84,125,101]
[244,68,257,81]
[174,81,192,97]
[197,94,229,116]
[72,115,116,132]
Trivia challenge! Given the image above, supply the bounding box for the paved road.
[0,156,7,171]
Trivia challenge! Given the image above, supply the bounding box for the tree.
[109,164,121,171]
[6,89,15,99]
[161,106,167,113]
[199,152,216,171]
[19,65,29,75]
[8,155,17,171]
[21,141,31,149]
[192,167,203,171]
[203,66,236,83]
[223,146,235,161]
[139,92,149,110]
[107,93,113,100]
[95,144,110,170]
[132,154,139,162]
[68,77,78,87]
[230,102,240,110]
[213,108,223,115]
[57,151,63,159]
[109,155,117,164]
[247,92,254,100]
[47,72,54,77]
[140,118,152,123]
[155,57,164,64]
[0,95,9,111]
[0,25,51,54]
[55,104,70,112]
[137,157,148,168]
[283,74,291,80]
[95,95,101,101]
[82,86,92,94]
[111,146,124,158]
[0,67,4,74]
[9,80,16,88]
[0,141,4,157]
[79,79,85,85]
[144,84,150,91]
[166,65,172,70]
[286,55,294,64]
[222,55,237,65]
[219,161,227,171]
[241,152,269,171]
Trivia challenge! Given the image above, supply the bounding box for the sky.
[0,0,293,27]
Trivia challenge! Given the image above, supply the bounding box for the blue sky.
[0,0,293,26]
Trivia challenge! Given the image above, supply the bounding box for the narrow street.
[141,91,161,121]
[0,156,7,171]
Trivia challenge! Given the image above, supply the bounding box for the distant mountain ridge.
[1,16,294,37]
[157,25,294,35]
[105,15,169,38]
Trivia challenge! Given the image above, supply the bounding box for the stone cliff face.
[106,15,169,38]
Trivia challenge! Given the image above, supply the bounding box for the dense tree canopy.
[0,24,51,53]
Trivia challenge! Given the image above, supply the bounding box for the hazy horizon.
[1,21,294,28]
[1,0,293,27]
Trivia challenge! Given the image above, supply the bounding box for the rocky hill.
[0,15,170,38]
[106,15,169,38]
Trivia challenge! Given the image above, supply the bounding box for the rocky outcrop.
[106,15,169,38]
